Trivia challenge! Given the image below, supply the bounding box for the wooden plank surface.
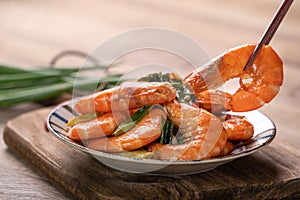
[3,107,300,199]
[0,0,300,199]
[0,104,68,199]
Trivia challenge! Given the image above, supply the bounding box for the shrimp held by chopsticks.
[184,44,283,112]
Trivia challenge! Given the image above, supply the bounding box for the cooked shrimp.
[196,90,231,112]
[87,107,166,152]
[184,44,283,112]
[67,111,132,141]
[164,100,200,139]
[74,82,176,114]
[218,141,236,156]
[147,101,227,160]
[223,115,254,141]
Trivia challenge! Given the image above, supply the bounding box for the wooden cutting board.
[3,108,300,199]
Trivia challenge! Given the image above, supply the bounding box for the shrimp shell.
[223,115,254,141]
[148,101,227,160]
[184,44,283,112]
[67,111,132,141]
[86,107,166,152]
[75,82,176,114]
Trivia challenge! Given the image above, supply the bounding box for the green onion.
[113,106,152,136]
[159,118,174,144]
[0,64,105,75]
[0,73,64,89]
[0,65,28,74]
[176,137,185,144]
[118,150,156,159]
[0,76,129,107]
[0,64,128,107]
[0,81,78,107]
[159,117,166,144]
[138,72,196,105]
[66,112,103,126]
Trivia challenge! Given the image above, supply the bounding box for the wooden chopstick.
[243,0,294,71]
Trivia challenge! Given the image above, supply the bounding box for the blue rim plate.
[46,100,276,175]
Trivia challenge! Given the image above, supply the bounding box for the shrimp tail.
[184,44,283,112]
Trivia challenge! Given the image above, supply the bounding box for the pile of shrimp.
[66,44,283,161]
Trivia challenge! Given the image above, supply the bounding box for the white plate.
[46,100,276,175]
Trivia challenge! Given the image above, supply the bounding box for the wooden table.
[1,0,299,199]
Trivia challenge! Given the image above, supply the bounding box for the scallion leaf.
[138,72,196,105]
[0,64,128,107]
[113,106,152,136]
[159,118,174,144]
[66,112,103,126]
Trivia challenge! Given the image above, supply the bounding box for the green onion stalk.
[0,64,124,107]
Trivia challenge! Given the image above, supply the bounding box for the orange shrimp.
[196,90,232,112]
[223,115,254,141]
[74,82,176,114]
[218,141,236,156]
[87,107,166,152]
[147,101,227,161]
[67,111,132,141]
[184,44,283,112]
[164,100,200,139]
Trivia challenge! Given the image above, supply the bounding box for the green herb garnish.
[138,72,196,105]
[159,117,174,144]
[113,106,152,136]
[0,64,126,107]
[66,112,103,126]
